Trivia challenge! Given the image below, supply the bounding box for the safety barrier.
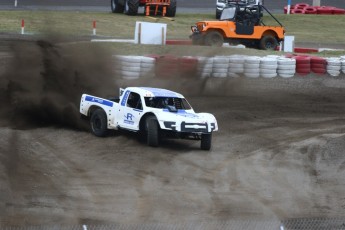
[284,3,345,15]
[113,55,155,79]
[113,55,345,79]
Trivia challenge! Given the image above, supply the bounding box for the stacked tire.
[196,57,213,78]
[310,56,327,75]
[114,55,142,79]
[243,56,260,78]
[277,57,296,78]
[260,57,278,78]
[341,56,345,74]
[228,55,245,77]
[326,58,342,77]
[212,56,229,78]
[284,3,345,15]
[294,56,311,75]
[179,56,198,78]
[140,56,156,78]
[155,55,179,79]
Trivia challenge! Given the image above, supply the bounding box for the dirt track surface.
[1,39,345,227]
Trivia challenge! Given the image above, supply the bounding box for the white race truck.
[80,87,218,150]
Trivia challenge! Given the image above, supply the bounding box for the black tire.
[204,31,224,47]
[191,34,204,46]
[201,133,212,150]
[166,0,177,17]
[90,109,108,137]
[146,116,159,147]
[259,35,278,50]
[111,0,125,13]
[125,0,139,15]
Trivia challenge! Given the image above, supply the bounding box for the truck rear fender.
[88,105,105,118]
[262,30,279,40]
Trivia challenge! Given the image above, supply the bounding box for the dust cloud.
[0,36,118,130]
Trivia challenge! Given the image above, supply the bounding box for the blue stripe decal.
[85,96,113,107]
[121,90,130,106]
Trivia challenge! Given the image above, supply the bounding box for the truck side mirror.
[119,88,124,96]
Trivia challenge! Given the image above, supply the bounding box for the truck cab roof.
[124,87,184,98]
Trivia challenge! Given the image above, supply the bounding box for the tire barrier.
[113,55,142,79]
[284,3,345,15]
[197,56,213,78]
[260,57,278,78]
[151,55,198,79]
[293,55,311,75]
[154,55,180,79]
[326,57,342,77]
[244,56,261,78]
[113,54,345,80]
[140,56,156,78]
[310,56,327,75]
[277,57,296,78]
[228,55,245,77]
[341,56,345,74]
[179,56,198,78]
[212,56,230,78]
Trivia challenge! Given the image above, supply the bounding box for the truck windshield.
[144,97,192,110]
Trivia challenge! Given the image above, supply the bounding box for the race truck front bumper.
[163,121,217,134]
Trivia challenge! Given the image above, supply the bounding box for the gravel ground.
[1,39,345,228]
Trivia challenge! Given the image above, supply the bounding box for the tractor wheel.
[90,109,108,137]
[125,0,139,15]
[111,0,125,13]
[166,0,177,17]
[201,133,212,150]
[259,35,278,50]
[204,31,224,47]
[146,116,159,147]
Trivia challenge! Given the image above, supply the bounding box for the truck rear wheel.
[146,116,159,147]
[111,0,125,13]
[259,35,278,50]
[201,133,212,150]
[204,31,224,47]
[125,0,139,15]
[166,0,177,17]
[90,109,108,137]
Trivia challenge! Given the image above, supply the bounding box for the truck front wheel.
[146,116,159,147]
[201,133,212,150]
[111,0,125,13]
[90,109,108,137]
[204,31,224,47]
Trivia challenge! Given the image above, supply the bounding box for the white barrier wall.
[113,55,345,79]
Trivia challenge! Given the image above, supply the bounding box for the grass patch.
[0,10,344,56]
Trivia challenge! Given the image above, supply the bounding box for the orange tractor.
[111,0,176,17]
[190,2,285,50]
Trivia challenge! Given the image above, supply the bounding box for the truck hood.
[195,21,229,31]
[159,109,217,123]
